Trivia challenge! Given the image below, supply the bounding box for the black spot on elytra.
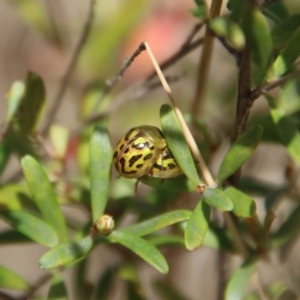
[168,163,176,169]
[149,145,155,150]
[132,141,149,150]
[119,157,137,174]
[153,163,166,171]
[129,154,142,167]
[119,144,124,151]
[124,147,129,154]
[136,164,143,169]
[113,151,118,159]
[143,153,153,161]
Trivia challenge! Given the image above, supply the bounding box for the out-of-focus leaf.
[49,126,70,159]
[281,79,300,115]
[81,0,148,77]
[203,188,233,211]
[203,225,235,252]
[242,8,272,82]
[160,104,201,187]
[0,184,33,211]
[262,2,289,23]
[108,231,168,274]
[267,95,300,164]
[15,72,46,134]
[0,265,30,290]
[120,210,191,237]
[238,177,275,196]
[0,210,58,247]
[155,280,187,300]
[265,187,287,210]
[217,125,263,182]
[73,259,88,300]
[39,236,93,269]
[89,126,113,222]
[225,259,256,300]
[248,114,281,143]
[272,204,300,247]
[21,156,67,242]
[0,229,30,244]
[272,28,300,79]
[271,13,300,50]
[225,187,256,218]
[0,141,11,177]
[185,200,210,250]
[6,81,25,123]
[191,0,207,20]
[91,267,114,300]
[227,0,247,21]
[209,17,245,50]
[48,274,68,300]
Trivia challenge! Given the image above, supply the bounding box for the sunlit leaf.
[89,126,113,222]
[160,104,201,187]
[49,125,70,159]
[267,95,300,164]
[0,265,30,290]
[217,125,263,182]
[119,210,191,237]
[225,259,256,300]
[185,199,210,250]
[0,210,58,247]
[147,235,184,248]
[48,274,68,300]
[203,188,233,211]
[225,186,256,218]
[209,17,245,50]
[39,236,93,269]
[6,81,25,123]
[108,231,168,274]
[21,156,67,242]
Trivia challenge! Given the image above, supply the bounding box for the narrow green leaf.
[21,156,67,242]
[272,28,300,78]
[0,141,11,178]
[6,81,25,123]
[191,0,207,20]
[160,104,201,187]
[0,265,30,290]
[73,259,88,300]
[120,210,192,237]
[39,236,93,269]
[146,235,184,247]
[203,188,234,211]
[271,13,300,50]
[209,17,245,50]
[242,8,272,82]
[185,200,210,250]
[225,259,256,300]
[0,210,58,247]
[48,274,68,300]
[15,72,46,134]
[89,126,113,222]
[267,95,300,164]
[108,231,168,274]
[225,187,256,218]
[217,125,263,182]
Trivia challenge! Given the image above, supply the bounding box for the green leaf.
[225,259,256,300]
[48,274,68,300]
[155,280,188,300]
[89,126,113,222]
[120,210,191,237]
[108,231,168,274]
[21,156,67,242]
[203,188,234,211]
[242,8,272,82]
[0,210,58,247]
[217,125,263,182]
[39,236,93,269]
[185,199,210,250]
[272,28,300,79]
[267,95,300,164]
[15,72,46,134]
[191,0,207,20]
[272,204,300,247]
[146,235,184,247]
[225,187,256,218]
[160,104,201,187]
[6,81,25,123]
[0,265,30,290]
[0,229,31,244]
[271,13,300,50]
[209,17,245,50]
[227,0,247,21]
[0,141,11,178]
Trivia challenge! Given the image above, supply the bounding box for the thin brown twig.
[42,0,96,135]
